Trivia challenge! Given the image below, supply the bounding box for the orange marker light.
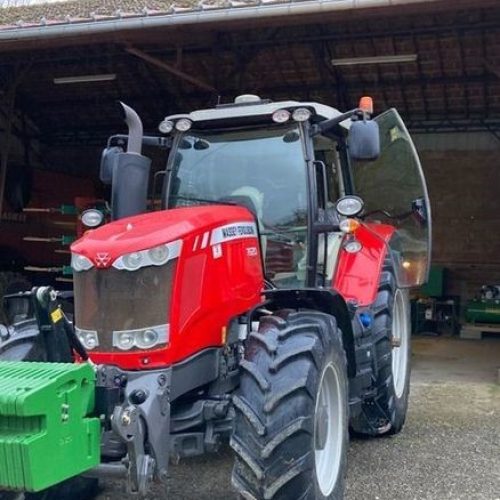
[359,96,374,114]
[339,218,361,233]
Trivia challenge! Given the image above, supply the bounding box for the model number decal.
[210,222,257,245]
[246,247,258,257]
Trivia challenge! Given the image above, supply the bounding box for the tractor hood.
[71,204,255,268]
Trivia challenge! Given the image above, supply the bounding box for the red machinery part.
[71,205,264,369]
[333,222,395,307]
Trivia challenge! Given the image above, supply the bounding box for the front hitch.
[86,364,172,495]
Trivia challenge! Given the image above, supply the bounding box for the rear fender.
[263,288,356,378]
[333,223,395,307]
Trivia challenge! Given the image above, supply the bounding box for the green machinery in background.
[465,285,500,324]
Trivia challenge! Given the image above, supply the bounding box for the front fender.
[333,223,395,307]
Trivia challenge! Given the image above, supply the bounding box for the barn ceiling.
[0,0,499,169]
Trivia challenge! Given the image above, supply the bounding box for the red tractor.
[0,95,431,500]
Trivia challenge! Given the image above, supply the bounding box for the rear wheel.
[231,311,348,499]
[350,261,411,436]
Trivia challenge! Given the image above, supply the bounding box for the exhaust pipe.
[120,102,143,155]
[110,103,152,220]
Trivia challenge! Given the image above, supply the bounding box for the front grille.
[73,260,176,352]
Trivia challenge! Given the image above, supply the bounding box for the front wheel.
[350,261,411,436]
[231,311,348,499]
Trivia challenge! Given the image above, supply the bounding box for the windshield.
[166,125,309,286]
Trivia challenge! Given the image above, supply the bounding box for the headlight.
[175,118,192,132]
[272,109,290,123]
[71,253,94,272]
[148,245,169,265]
[113,324,169,351]
[115,331,136,351]
[292,108,312,122]
[76,328,99,350]
[113,240,182,271]
[136,329,159,349]
[81,209,104,228]
[343,238,363,254]
[159,119,174,134]
[336,195,364,217]
[122,251,143,271]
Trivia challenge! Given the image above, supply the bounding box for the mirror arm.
[310,108,365,137]
[107,134,172,149]
[313,222,339,233]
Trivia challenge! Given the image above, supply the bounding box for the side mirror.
[348,120,380,161]
[100,146,122,185]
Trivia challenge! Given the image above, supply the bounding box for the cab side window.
[313,136,345,284]
[313,136,344,207]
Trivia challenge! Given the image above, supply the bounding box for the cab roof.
[163,97,349,129]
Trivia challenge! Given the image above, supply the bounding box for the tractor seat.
[220,186,267,257]
[219,194,259,220]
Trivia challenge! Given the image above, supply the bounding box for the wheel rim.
[391,289,409,398]
[314,362,344,496]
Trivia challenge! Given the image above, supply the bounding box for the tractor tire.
[0,272,31,325]
[350,260,411,436]
[0,323,99,500]
[231,311,348,500]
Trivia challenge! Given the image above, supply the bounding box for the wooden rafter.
[125,45,218,94]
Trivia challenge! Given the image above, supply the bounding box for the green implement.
[0,361,100,492]
[465,299,500,324]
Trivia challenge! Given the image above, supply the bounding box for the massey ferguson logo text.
[222,225,255,238]
[210,222,257,246]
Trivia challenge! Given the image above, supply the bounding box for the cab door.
[352,109,432,287]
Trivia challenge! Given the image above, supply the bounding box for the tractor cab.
[158,95,431,291]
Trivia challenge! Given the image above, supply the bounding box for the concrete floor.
[99,335,500,500]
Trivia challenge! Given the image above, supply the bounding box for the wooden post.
[0,63,31,218]
[0,83,17,219]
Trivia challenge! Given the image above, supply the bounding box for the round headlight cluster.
[158,117,192,134]
[336,196,364,217]
[272,107,312,124]
[112,324,169,351]
[71,253,94,272]
[113,240,181,271]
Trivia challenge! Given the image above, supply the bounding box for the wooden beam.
[125,45,218,94]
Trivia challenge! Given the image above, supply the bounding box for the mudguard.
[333,223,395,307]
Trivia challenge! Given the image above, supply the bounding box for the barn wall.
[417,133,500,302]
